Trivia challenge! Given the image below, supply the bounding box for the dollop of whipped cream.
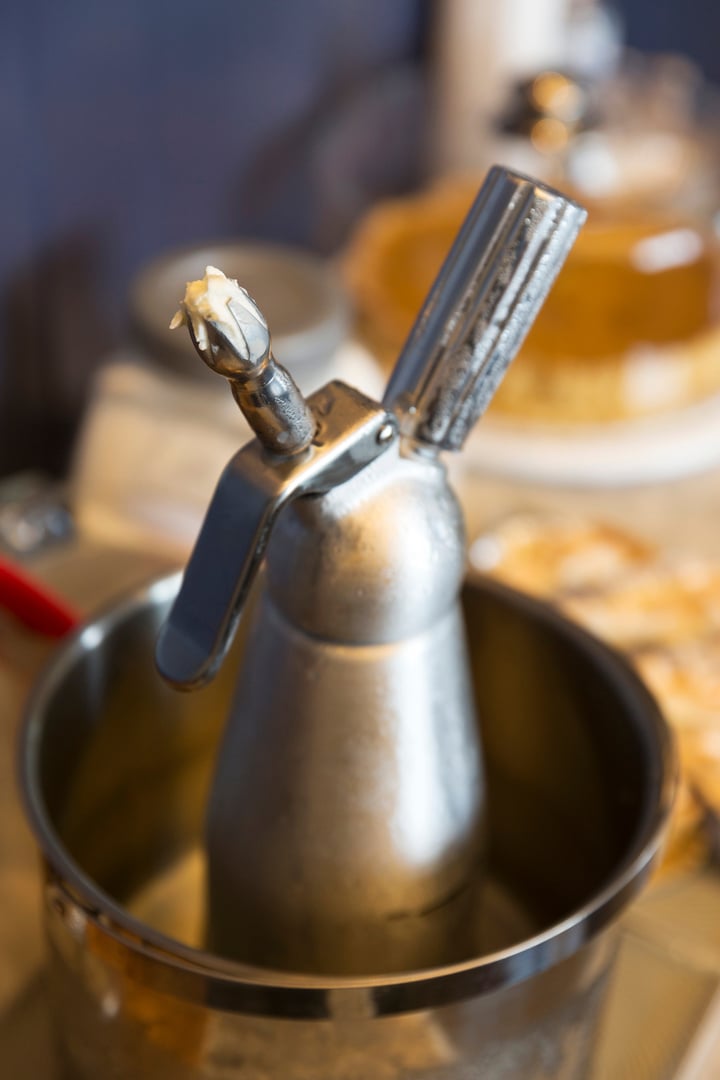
[170,265,268,364]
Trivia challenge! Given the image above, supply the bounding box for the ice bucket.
[20,571,673,1079]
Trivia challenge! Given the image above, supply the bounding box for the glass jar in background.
[344,179,720,424]
[345,53,720,428]
[343,52,720,554]
[495,202,720,423]
[497,54,720,423]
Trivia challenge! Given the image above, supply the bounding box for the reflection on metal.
[155,167,585,975]
[21,572,672,1077]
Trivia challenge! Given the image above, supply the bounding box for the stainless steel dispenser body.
[207,446,482,972]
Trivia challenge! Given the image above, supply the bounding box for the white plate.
[465,395,720,487]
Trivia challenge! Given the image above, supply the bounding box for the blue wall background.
[623,0,720,88]
[0,1,718,475]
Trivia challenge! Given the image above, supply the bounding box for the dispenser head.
[155,380,396,688]
[157,167,585,691]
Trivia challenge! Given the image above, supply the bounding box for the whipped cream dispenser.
[156,167,586,976]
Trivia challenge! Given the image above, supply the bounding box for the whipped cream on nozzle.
[170,264,316,455]
[170,265,270,373]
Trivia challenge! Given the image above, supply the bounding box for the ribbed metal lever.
[383,166,586,451]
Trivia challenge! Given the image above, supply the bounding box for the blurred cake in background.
[345,180,720,424]
[345,57,720,425]
[469,512,720,876]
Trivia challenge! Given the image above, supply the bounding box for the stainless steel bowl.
[20,572,674,1078]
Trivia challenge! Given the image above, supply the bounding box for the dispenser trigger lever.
[155,381,396,689]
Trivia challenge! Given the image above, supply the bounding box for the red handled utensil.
[0,555,80,638]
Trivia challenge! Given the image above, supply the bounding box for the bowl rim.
[19,570,676,1018]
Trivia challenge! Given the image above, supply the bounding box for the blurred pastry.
[473,511,720,876]
[469,514,654,596]
[345,180,720,423]
[656,777,706,880]
[559,562,718,651]
[633,635,720,731]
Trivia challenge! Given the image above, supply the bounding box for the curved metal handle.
[383,166,586,451]
[156,383,396,689]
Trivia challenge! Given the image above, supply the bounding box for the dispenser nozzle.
[171,266,316,456]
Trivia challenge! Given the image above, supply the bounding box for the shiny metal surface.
[383,166,586,450]
[131,243,349,384]
[156,381,396,689]
[156,165,586,973]
[206,446,480,972]
[20,571,673,1077]
[177,269,316,456]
